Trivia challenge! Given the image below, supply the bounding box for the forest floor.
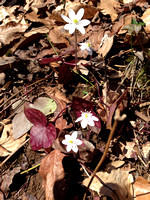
[0,0,150,200]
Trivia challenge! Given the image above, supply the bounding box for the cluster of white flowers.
[62,111,99,153]
[61,9,100,153]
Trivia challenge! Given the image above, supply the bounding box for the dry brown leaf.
[98,34,114,58]
[83,168,134,199]
[134,176,150,200]
[39,149,67,200]
[44,86,70,104]
[48,27,69,47]
[0,122,27,157]
[0,166,21,192]
[24,26,49,37]
[0,5,20,25]
[98,0,121,22]
[141,8,150,33]
[142,142,150,160]
[0,21,29,45]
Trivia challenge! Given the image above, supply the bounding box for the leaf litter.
[0,0,150,199]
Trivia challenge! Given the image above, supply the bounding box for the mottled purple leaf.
[24,103,47,126]
[30,123,56,150]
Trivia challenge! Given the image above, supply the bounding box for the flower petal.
[88,120,95,127]
[75,116,83,123]
[72,144,78,153]
[72,131,78,139]
[64,24,71,30]
[69,9,76,21]
[92,116,99,121]
[77,24,85,34]
[61,14,72,23]
[81,119,88,128]
[77,8,84,21]
[79,19,90,27]
[66,144,72,152]
[76,139,82,145]
[68,23,76,34]
[79,43,87,50]
[62,139,68,145]
[65,134,71,140]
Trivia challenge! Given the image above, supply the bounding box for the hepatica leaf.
[24,103,56,150]
[24,103,47,126]
[30,123,56,151]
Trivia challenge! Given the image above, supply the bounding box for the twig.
[83,109,126,200]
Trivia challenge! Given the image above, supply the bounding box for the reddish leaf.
[30,123,56,151]
[72,96,94,117]
[24,103,56,150]
[24,103,47,126]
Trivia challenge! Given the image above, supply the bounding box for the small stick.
[83,109,126,200]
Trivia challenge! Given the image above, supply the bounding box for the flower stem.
[74,29,78,70]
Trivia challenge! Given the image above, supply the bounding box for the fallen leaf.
[0,123,26,157]
[97,34,114,58]
[0,20,29,45]
[83,168,134,199]
[141,8,150,33]
[98,0,121,22]
[39,149,67,200]
[48,27,69,48]
[134,176,150,200]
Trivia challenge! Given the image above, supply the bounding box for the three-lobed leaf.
[24,103,56,150]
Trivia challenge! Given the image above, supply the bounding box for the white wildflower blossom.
[75,111,99,129]
[61,8,90,34]
[62,131,82,153]
[79,42,96,55]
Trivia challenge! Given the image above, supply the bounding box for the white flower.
[75,111,99,129]
[79,42,96,55]
[61,8,90,34]
[62,131,82,153]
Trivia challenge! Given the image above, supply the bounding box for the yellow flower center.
[87,43,91,47]
[73,19,78,24]
[84,113,88,118]
[69,140,74,143]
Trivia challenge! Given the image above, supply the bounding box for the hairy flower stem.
[74,29,78,71]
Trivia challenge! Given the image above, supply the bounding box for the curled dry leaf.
[98,34,114,58]
[0,123,26,157]
[0,20,29,45]
[97,0,121,22]
[83,168,134,200]
[39,149,67,200]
